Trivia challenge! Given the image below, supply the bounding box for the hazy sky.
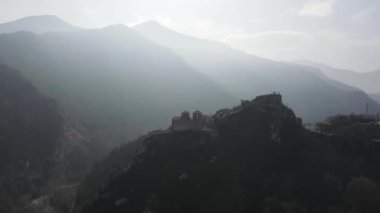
[0,0,379,72]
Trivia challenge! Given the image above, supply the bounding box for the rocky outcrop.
[72,94,306,212]
[74,93,380,213]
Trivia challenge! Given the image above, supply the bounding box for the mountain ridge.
[295,60,380,94]
[0,15,82,34]
[0,24,236,145]
[135,21,380,121]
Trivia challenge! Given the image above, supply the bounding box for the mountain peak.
[134,20,177,35]
[134,20,228,51]
[0,14,81,34]
[17,14,64,22]
[138,20,162,26]
[99,24,140,37]
[103,24,132,30]
[135,20,165,28]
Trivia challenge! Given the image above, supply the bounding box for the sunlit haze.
[0,0,379,72]
[3,1,380,212]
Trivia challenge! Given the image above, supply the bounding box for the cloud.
[247,19,265,24]
[329,0,380,38]
[299,0,335,17]
[351,8,377,23]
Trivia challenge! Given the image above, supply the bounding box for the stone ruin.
[171,93,284,131]
[171,110,213,131]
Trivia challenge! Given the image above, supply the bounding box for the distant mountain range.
[0,19,235,143]
[0,15,378,141]
[135,21,380,121]
[295,60,380,94]
[0,15,82,34]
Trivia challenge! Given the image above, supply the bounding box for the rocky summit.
[69,94,309,212]
[74,93,380,213]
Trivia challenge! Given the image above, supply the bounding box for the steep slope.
[135,22,380,121]
[0,63,62,205]
[0,25,235,145]
[73,94,380,213]
[370,94,380,105]
[0,15,81,34]
[0,63,95,212]
[295,60,380,94]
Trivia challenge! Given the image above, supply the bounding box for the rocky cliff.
[74,94,380,213]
